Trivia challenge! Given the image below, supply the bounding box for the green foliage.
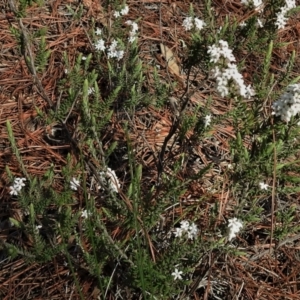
[6,0,300,298]
[35,36,51,72]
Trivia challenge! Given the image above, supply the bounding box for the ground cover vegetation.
[1,0,300,299]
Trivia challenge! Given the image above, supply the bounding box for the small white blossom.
[81,209,91,219]
[172,268,183,280]
[183,17,206,31]
[95,27,102,35]
[107,40,124,60]
[182,17,193,31]
[275,1,296,30]
[35,225,42,232]
[204,115,212,127]
[207,40,235,64]
[239,21,247,28]
[194,18,206,31]
[99,168,121,193]
[70,177,80,191]
[228,218,243,241]
[82,56,87,60]
[88,87,95,95]
[9,177,26,195]
[272,83,300,123]
[113,11,120,18]
[180,220,190,231]
[259,182,269,190]
[120,5,129,15]
[285,0,296,9]
[210,62,255,99]
[10,185,19,196]
[175,220,198,240]
[174,227,184,238]
[14,177,26,190]
[126,20,139,43]
[94,39,106,51]
[187,223,199,240]
[64,69,68,74]
[275,7,288,29]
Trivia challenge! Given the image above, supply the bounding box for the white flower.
[207,40,236,64]
[204,114,212,127]
[94,39,106,51]
[116,50,124,60]
[110,40,118,50]
[35,225,42,232]
[107,40,124,60]
[14,177,26,190]
[70,177,80,191]
[285,0,296,9]
[88,87,95,95]
[259,182,269,190]
[126,20,139,43]
[174,220,199,239]
[99,168,120,193]
[228,218,243,241]
[64,69,68,74]
[82,56,87,60]
[188,223,198,235]
[9,177,26,195]
[174,227,184,238]
[172,268,183,280]
[239,21,247,28]
[120,5,129,15]
[9,185,19,196]
[182,17,193,31]
[183,17,206,31]
[95,27,102,35]
[272,83,300,122]
[210,61,254,98]
[275,8,288,29]
[81,209,91,219]
[187,223,198,240]
[180,220,190,231]
[194,18,206,31]
[113,11,120,18]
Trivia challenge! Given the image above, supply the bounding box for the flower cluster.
[275,0,296,29]
[9,177,26,196]
[113,5,129,18]
[70,177,80,191]
[99,167,121,193]
[94,35,124,60]
[182,16,206,31]
[174,220,199,240]
[272,83,300,123]
[125,20,138,43]
[228,218,243,241]
[208,40,236,64]
[208,40,255,99]
[107,39,124,60]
